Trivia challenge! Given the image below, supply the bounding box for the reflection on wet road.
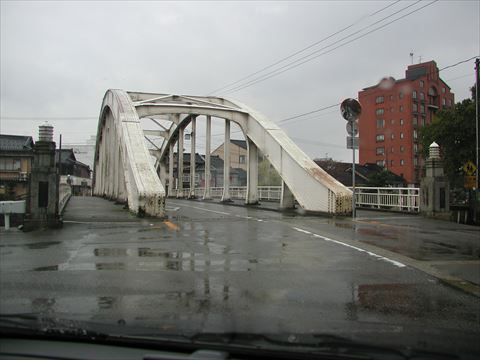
[1,196,479,354]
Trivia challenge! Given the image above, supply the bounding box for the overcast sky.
[1,0,478,162]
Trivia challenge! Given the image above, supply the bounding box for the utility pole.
[475,58,479,192]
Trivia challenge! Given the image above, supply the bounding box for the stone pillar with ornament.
[24,122,61,230]
[420,142,450,218]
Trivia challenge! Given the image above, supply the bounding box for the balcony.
[0,172,29,182]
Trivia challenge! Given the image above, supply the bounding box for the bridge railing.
[352,187,419,213]
[173,185,420,213]
[188,186,282,200]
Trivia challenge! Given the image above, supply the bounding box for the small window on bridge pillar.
[38,181,49,208]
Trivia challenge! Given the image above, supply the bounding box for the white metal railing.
[169,185,420,213]
[352,187,419,212]
[172,186,282,201]
[58,184,72,214]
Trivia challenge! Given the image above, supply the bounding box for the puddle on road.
[0,241,61,249]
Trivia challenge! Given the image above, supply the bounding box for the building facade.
[0,135,34,201]
[211,139,247,171]
[358,61,454,185]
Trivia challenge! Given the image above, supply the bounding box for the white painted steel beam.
[222,120,231,202]
[204,115,212,200]
[94,90,352,216]
[189,117,196,198]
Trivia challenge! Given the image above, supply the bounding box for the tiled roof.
[0,134,34,151]
[230,139,247,149]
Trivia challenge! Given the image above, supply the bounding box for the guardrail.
[352,187,419,213]
[58,184,72,215]
[168,185,420,213]
[175,186,283,201]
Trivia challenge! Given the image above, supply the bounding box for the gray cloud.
[1,0,478,161]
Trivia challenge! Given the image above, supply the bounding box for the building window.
[413,129,418,139]
[400,132,404,139]
[390,160,394,167]
[420,104,425,113]
[400,159,405,166]
[0,158,21,171]
[421,117,426,126]
[400,145,405,152]
[389,95,393,101]
[376,108,385,116]
[412,90,417,99]
[376,119,385,128]
[412,103,418,112]
[376,134,385,142]
[239,155,246,164]
[414,157,418,166]
[375,96,384,104]
[420,92,425,100]
[376,160,385,167]
[390,146,394,153]
[399,105,404,112]
[442,98,446,106]
[376,147,385,155]
[390,133,395,140]
[400,119,404,126]
[442,87,446,93]
[420,80,424,88]
[390,107,394,113]
[399,91,404,99]
[414,143,418,153]
[391,119,395,125]
[413,116,418,126]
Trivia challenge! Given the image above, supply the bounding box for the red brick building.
[358,61,454,185]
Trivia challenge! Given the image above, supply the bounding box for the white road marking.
[292,227,406,268]
[169,201,266,222]
[168,202,231,216]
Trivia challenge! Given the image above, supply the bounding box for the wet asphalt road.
[1,196,479,354]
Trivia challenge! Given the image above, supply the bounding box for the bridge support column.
[221,119,231,202]
[159,159,167,193]
[203,115,212,200]
[189,117,196,198]
[177,126,185,198]
[280,180,295,209]
[168,142,175,197]
[246,139,259,205]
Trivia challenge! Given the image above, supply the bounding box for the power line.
[208,0,401,95]
[1,116,97,121]
[221,0,434,95]
[275,55,478,126]
[278,103,341,124]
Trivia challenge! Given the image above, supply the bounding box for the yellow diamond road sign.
[463,161,477,176]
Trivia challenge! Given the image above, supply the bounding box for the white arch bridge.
[93,89,352,217]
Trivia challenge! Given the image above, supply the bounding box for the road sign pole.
[340,98,361,219]
[352,122,356,220]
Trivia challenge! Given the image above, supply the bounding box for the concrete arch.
[93,89,352,216]
[93,90,165,216]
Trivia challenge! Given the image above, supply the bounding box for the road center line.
[292,227,406,268]
[168,202,232,216]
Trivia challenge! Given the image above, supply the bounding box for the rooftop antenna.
[418,55,422,63]
[410,52,414,65]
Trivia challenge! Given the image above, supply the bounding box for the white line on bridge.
[168,202,232,216]
[292,227,406,268]
[168,201,265,222]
